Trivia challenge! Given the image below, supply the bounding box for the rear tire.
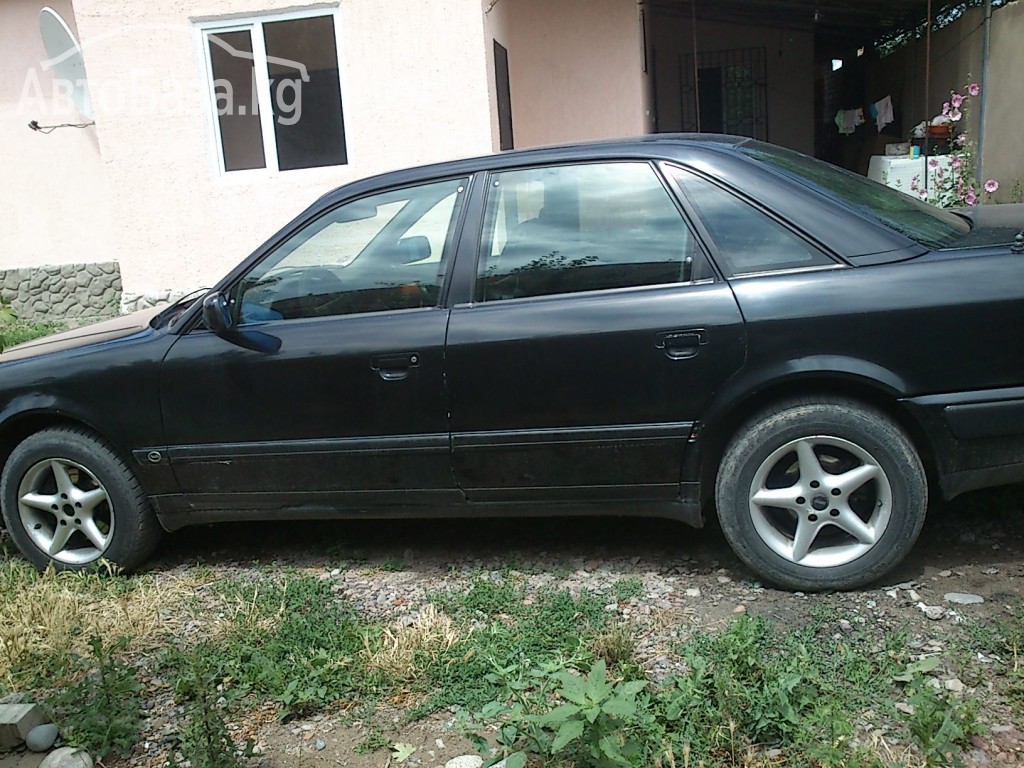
[0,427,160,572]
[715,398,927,591]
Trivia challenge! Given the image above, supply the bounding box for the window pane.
[669,167,834,276]
[477,163,696,301]
[235,179,465,322]
[736,141,969,249]
[207,31,266,171]
[263,16,347,171]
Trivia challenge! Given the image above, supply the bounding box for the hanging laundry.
[874,95,894,132]
[835,110,853,135]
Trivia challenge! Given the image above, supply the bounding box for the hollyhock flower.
[984,179,999,193]
[968,82,980,96]
[955,134,967,146]
[919,189,929,200]
[942,101,952,116]
[951,156,962,169]
[951,93,964,109]
[929,158,939,167]
[949,108,962,121]
[965,188,978,205]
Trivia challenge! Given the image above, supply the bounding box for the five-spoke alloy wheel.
[1,427,160,572]
[716,399,927,591]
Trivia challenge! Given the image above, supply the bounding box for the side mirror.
[202,291,282,354]
[202,292,234,333]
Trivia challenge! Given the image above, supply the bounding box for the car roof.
[318,134,752,203]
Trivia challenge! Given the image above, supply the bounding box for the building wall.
[486,0,647,150]
[0,0,118,280]
[482,0,511,152]
[2,0,496,298]
[648,13,815,155]
[985,0,1024,193]
[869,2,1024,197]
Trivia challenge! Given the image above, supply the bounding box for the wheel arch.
[693,366,938,509]
[0,407,118,483]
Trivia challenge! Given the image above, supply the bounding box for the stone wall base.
[121,290,197,315]
[0,263,122,324]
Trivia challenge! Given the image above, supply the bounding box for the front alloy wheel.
[716,399,927,591]
[1,427,161,572]
[17,458,115,565]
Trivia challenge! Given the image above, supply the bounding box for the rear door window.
[477,162,709,301]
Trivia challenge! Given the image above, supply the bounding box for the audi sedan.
[2,135,1023,590]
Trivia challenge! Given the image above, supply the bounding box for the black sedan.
[2,135,1022,590]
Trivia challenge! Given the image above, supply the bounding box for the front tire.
[715,399,927,591]
[0,427,161,572]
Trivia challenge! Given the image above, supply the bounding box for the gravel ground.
[4,486,1023,768]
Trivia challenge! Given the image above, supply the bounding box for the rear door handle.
[655,329,707,360]
[371,352,420,381]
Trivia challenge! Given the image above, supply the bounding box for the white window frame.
[194,5,346,176]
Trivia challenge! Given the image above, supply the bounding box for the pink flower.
[951,156,962,169]
[965,188,978,205]
[968,83,980,97]
[949,108,963,121]
[942,101,952,116]
[919,190,929,200]
[929,158,939,168]
[955,134,967,146]
[984,179,999,193]
[951,93,964,109]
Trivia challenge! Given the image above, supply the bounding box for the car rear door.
[158,177,471,513]
[444,160,746,502]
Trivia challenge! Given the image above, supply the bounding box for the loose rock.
[945,678,966,693]
[445,757,484,768]
[26,722,60,752]
[40,747,93,768]
[944,592,984,605]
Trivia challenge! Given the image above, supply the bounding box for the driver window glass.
[234,178,466,323]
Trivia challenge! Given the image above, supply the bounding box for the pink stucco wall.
[486,0,647,149]
[3,0,496,297]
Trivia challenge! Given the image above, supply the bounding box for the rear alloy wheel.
[715,399,927,591]
[1,427,160,572]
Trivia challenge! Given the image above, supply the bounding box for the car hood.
[0,306,164,362]
[953,202,1024,248]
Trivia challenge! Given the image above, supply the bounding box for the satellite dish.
[38,7,93,119]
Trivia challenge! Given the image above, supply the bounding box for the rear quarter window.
[667,165,836,277]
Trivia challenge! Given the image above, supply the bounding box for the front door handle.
[371,352,420,381]
[655,329,707,360]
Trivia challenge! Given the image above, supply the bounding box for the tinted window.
[736,141,970,249]
[668,166,834,276]
[477,163,700,301]
[234,178,465,322]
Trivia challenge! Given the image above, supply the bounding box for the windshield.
[736,141,970,250]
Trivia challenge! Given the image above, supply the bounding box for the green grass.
[2,563,1000,767]
[613,577,644,603]
[169,574,369,717]
[0,318,65,350]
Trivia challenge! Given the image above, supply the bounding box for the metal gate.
[679,46,768,140]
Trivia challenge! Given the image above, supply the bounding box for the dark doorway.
[494,40,514,151]
[697,67,724,133]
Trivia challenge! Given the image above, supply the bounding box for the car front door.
[159,177,470,513]
[444,161,746,502]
